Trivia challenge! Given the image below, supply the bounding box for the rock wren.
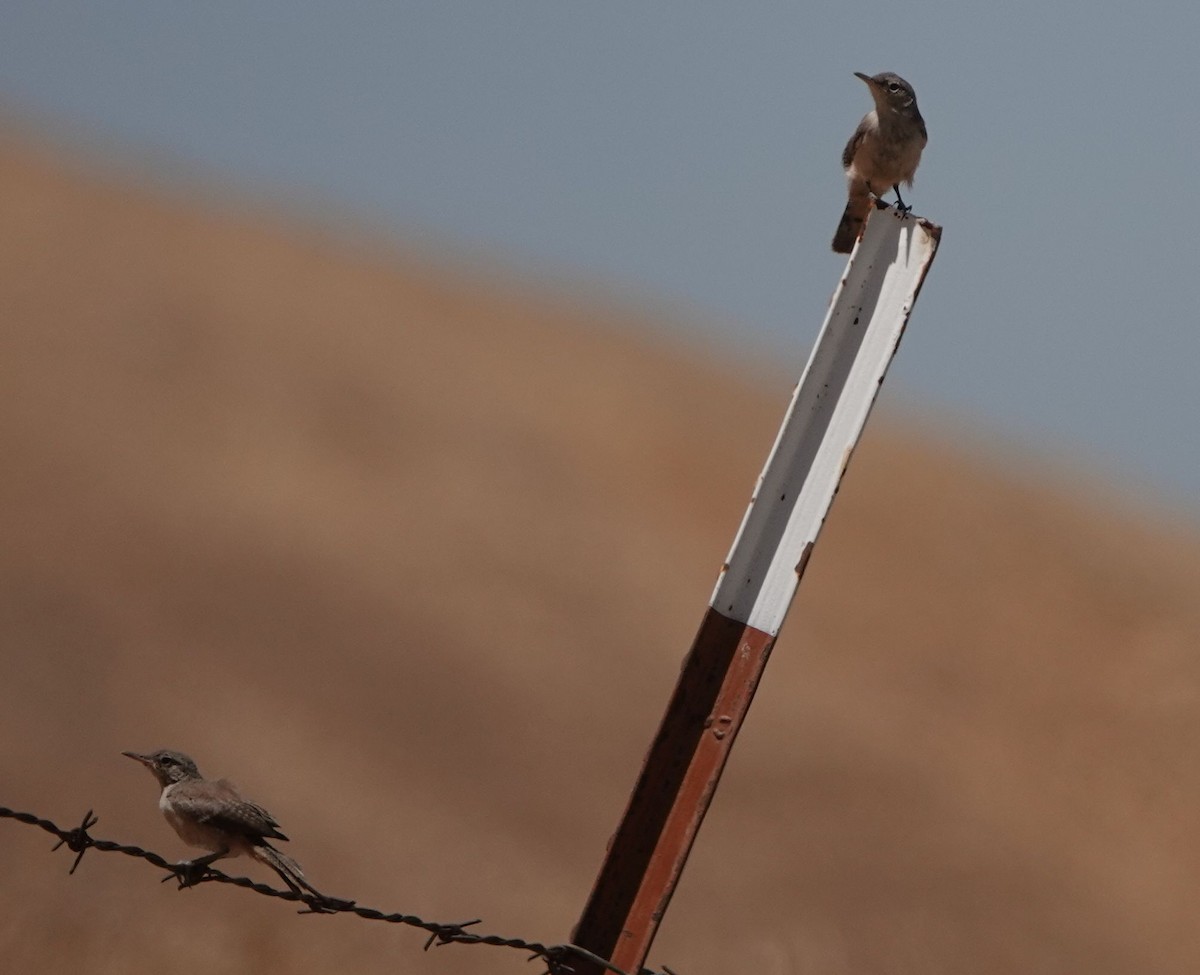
[831,71,927,254]
[123,749,323,897]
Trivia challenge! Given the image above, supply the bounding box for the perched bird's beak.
[122,750,153,768]
[854,71,872,85]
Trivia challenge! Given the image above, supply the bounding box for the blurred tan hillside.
[2,131,1200,975]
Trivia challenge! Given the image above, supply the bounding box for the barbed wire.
[1,804,676,975]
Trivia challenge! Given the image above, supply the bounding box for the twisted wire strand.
[1,805,670,975]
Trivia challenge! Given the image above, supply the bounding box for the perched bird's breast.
[848,120,925,192]
[160,783,232,853]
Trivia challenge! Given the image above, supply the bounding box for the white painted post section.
[712,205,941,635]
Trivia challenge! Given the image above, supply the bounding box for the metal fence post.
[571,205,941,975]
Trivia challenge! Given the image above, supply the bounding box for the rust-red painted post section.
[571,206,941,975]
[571,609,778,970]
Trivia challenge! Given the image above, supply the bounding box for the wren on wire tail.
[123,749,324,898]
[832,71,927,254]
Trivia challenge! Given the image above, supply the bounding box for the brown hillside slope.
[2,134,1199,975]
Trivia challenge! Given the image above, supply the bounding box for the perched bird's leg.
[892,184,911,213]
[183,848,229,871]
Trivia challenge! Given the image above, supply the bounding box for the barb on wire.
[1,804,674,975]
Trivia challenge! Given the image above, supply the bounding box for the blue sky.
[2,2,1198,510]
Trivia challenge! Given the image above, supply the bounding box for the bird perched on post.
[831,71,927,254]
[123,749,323,898]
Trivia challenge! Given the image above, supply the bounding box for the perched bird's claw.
[165,858,215,889]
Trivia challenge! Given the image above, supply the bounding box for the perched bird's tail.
[252,841,324,898]
[832,185,871,254]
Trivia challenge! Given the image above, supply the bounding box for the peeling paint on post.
[571,205,941,975]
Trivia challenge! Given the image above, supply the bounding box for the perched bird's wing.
[171,779,290,842]
[841,117,870,171]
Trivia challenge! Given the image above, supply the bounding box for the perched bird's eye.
[888,82,902,92]
[160,755,175,766]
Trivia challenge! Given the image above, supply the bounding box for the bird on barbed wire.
[122,748,329,899]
